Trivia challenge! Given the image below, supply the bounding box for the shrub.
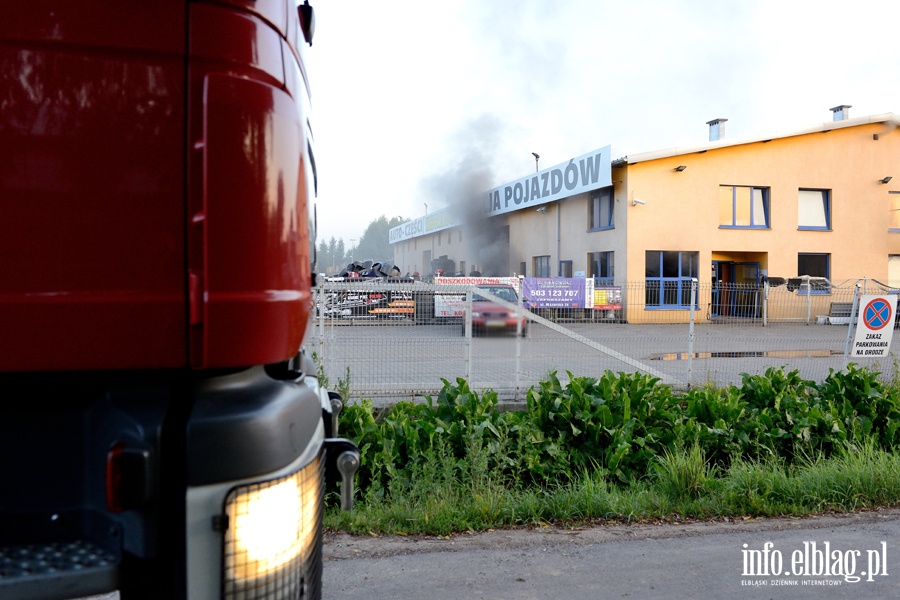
[521,370,680,483]
[818,363,900,448]
[338,365,900,505]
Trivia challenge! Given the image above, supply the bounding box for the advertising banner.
[593,286,623,310]
[434,276,521,317]
[522,278,594,309]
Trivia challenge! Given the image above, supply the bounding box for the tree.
[316,236,347,275]
[352,215,406,264]
[316,215,407,274]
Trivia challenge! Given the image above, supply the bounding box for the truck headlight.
[223,453,323,593]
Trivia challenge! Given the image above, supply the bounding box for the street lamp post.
[424,203,433,276]
[532,152,540,172]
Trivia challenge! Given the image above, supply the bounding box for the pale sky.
[309,0,899,245]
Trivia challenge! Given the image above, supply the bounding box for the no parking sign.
[851,295,897,357]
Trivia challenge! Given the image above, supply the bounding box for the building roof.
[615,112,900,166]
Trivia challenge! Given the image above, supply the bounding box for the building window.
[437,234,441,246]
[559,260,573,278]
[520,262,527,277]
[797,253,830,294]
[890,192,900,231]
[798,189,831,230]
[588,251,614,285]
[459,261,466,275]
[719,185,769,228]
[589,188,614,231]
[889,255,900,288]
[533,255,551,278]
[645,250,699,308]
[447,231,452,245]
[458,230,463,242]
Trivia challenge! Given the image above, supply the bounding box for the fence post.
[804,275,812,324]
[465,289,473,384]
[687,278,697,387]
[317,282,326,367]
[762,278,769,327]
[842,284,861,368]
[515,287,523,400]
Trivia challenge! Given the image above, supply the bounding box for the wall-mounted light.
[536,206,548,213]
[880,176,892,184]
[632,199,646,206]
[674,165,687,172]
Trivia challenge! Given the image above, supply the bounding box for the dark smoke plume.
[422,114,511,276]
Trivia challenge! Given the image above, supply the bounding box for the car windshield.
[474,287,518,303]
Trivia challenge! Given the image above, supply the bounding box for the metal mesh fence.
[307,279,900,404]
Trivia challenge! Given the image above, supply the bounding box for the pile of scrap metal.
[336,260,402,279]
[321,260,419,319]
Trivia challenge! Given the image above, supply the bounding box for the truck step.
[0,539,118,600]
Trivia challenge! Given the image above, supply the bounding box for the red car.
[462,285,528,336]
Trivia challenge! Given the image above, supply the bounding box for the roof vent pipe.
[706,118,727,141]
[830,105,851,121]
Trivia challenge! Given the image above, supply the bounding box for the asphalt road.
[323,509,900,599]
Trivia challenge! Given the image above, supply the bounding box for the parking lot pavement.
[312,320,900,403]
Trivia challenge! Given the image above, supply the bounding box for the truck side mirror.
[299,1,316,45]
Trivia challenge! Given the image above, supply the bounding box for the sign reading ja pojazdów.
[851,295,897,357]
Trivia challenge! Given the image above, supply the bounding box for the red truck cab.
[0,2,355,599]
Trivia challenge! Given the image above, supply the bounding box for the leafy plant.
[522,370,680,483]
[681,385,754,463]
[739,367,844,461]
[818,363,900,448]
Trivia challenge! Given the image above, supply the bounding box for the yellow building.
[391,108,900,322]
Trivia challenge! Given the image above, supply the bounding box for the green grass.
[325,441,900,535]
